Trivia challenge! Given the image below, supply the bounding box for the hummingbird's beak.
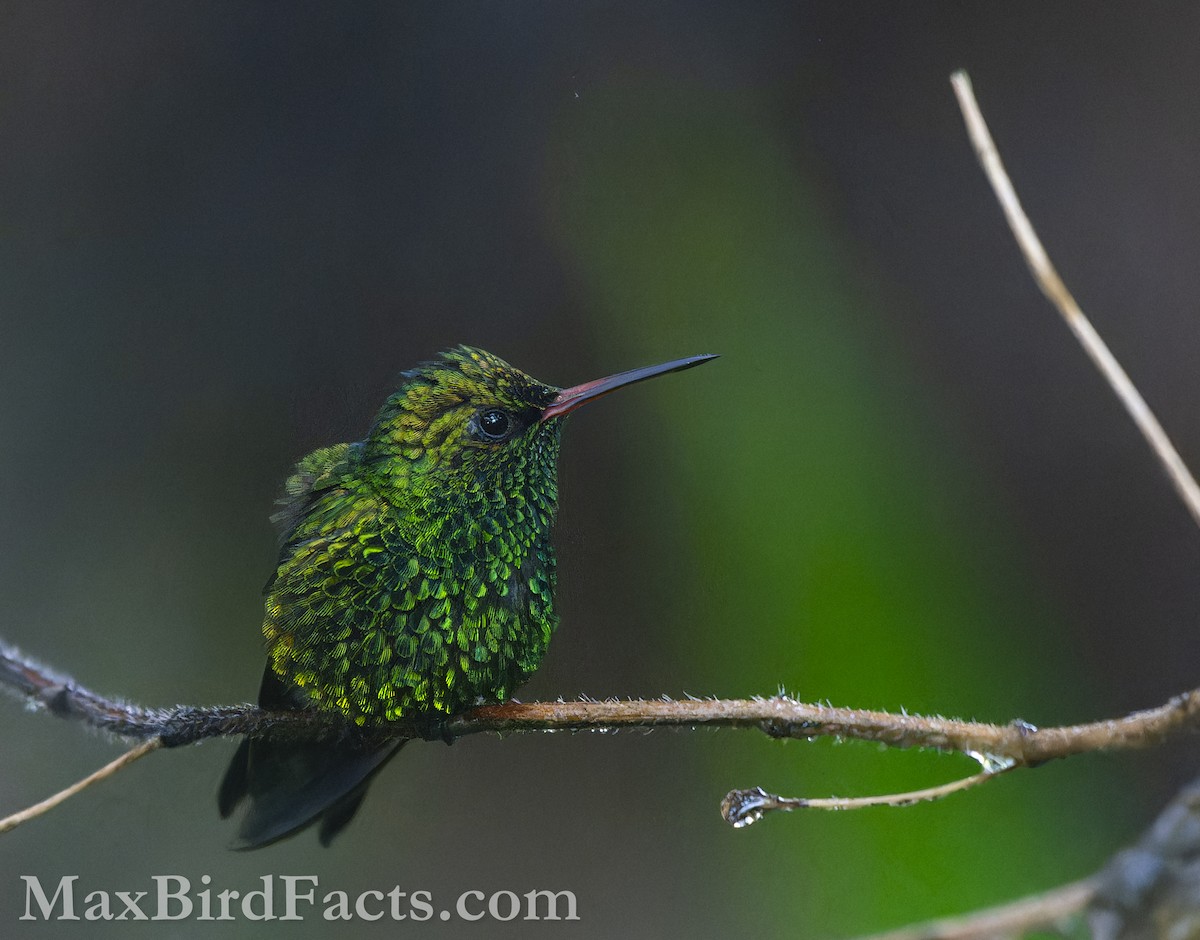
[540,353,719,422]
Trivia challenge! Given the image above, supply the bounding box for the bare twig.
[854,69,1200,940]
[857,878,1097,940]
[0,738,161,835]
[722,767,1011,828]
[951,69,1200,530]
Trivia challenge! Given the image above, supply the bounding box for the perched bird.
[218,345,716,848]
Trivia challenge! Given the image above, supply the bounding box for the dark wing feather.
[217,668,404,849]
[218,441,404,849]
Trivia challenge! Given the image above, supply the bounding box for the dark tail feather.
[218,735,404,849]
[318,779,372,847]
[217,738,252,820]
[217,668,404,849]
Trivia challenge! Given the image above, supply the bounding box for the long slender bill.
[540,353,719,422]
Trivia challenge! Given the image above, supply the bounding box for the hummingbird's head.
[364,346,559,490]
[362,345,717,515]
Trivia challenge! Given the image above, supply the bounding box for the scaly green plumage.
[218,344,715,848]
[264,347,561,722]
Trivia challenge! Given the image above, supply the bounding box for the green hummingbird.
[218,345,716,848]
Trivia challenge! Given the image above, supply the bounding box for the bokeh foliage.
[2,5,1198,939]
[552,77,1127,934]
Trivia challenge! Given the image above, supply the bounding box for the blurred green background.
[3,3,1200,937]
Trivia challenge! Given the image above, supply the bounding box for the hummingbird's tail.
[217,669,404,849]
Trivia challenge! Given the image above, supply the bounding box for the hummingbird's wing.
[218,441,406,849]
[217,668,405,849]
[268,442,358,543]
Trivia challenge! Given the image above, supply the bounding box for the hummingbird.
[218,345,716,848]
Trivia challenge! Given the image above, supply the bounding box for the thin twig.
[0,738,161,835]
[857,877,1097,940]
[722,767,1010,828]
[855,67,1200,940]
[951,69,1200,530]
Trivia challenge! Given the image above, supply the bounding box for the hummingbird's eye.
[477,408,512,441]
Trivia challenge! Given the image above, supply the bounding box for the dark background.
[2,4,1199,937]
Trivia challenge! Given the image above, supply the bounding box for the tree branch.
[8,640,1200,760]
[856,775,1200,940]
[7,637,1200,835]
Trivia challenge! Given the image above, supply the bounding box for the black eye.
[477,409,512,441]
